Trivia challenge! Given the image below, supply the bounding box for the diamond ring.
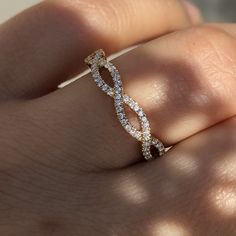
[85,49,165,160]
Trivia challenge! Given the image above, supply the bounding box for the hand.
[0,0,235,235]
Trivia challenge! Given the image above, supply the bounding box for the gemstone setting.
[85,49,165,160]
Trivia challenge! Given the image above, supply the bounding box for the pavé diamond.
[85,49,165,160]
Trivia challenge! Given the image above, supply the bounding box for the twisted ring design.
[85,49,165,160]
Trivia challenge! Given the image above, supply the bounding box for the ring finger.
[37,25,236,170]
[0,0,198,100]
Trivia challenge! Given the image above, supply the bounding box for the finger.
[181,0,203,24]
[197,23,236,39]
[0,0,198,100]
[41,25,236,170]
[207,23,236,38]
[124,117,236,235]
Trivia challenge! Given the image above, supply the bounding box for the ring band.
[85,49,165,160]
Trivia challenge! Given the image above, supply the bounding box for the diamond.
[133,104,138,112]
[130,129,135,135]
[93,71,100,77]
[97,80,104,87]
[85,49,105,65]
[143,142,150,148]
[143,122,149,129]
[107,89,114,97]
[138,110,144,117]
[114,88,121,94]
[125,125,132,132]
[129,101,136,109]
[115,94,122,100]
[115,100,122,106]
[134,132,141,140]
[141,117,148,123]
[116,80,122,86]
[114,83,120,89]
[99,59,106,67]
[118,113,125,120]
[85,49,165,160]
[116,105,123,113]
[144,154,153,161]
[102,84,108,91]
[143,133,151,141]
[121,119,128,126]
[113,76,121,83]
[123,95,129,103]
[111,71,117,77]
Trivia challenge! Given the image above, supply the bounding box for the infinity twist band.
[85,49,165,160]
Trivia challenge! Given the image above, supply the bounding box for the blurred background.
[0,0,236,23]
[192,0,236,22]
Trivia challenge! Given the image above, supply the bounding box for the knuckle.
[64,0,123,28]
[58,0,128,49]
[186,25,235,53]
[184,25,235,55]
[182,25,236,99]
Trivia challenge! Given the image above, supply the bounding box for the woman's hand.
[0,0,235,235]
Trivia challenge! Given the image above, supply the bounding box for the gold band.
[85,49,165,160]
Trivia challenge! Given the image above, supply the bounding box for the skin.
[0,0,235,235]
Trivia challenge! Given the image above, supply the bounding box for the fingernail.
[181,0,203,24]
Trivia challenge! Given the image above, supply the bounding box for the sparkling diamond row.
[85,49,165,160]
